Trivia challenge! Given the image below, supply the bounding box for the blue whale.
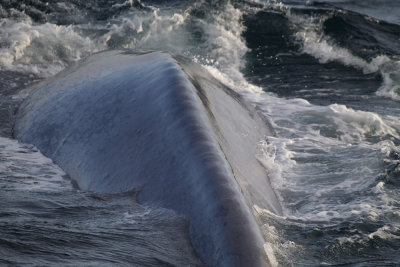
[14,50,282,266]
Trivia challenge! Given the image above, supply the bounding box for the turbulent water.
[1,0,400,266]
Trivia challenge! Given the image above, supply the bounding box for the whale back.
[15,51,281,266]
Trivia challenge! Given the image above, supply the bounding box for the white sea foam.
[369,225,400,240]
[375,58,400,100]
[208,44,400,223]
[287,11,377,73]
[0,17,100,76]
[253,91,399,216]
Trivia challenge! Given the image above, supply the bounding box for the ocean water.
[1,0,399,266]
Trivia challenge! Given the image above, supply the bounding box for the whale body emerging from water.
[14,50,282,266]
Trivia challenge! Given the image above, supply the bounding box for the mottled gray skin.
[15,51,281,266]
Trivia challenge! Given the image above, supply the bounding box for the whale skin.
[14,50,282,266]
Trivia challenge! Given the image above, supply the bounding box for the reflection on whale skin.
[15,50,281,266]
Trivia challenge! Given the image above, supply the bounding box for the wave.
[0,0,247,81]
[243,1,400,100]
[1,0,399,100]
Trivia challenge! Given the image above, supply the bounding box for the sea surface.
[1,0,400,266]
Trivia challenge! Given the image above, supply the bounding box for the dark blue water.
[1,0,399,265]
